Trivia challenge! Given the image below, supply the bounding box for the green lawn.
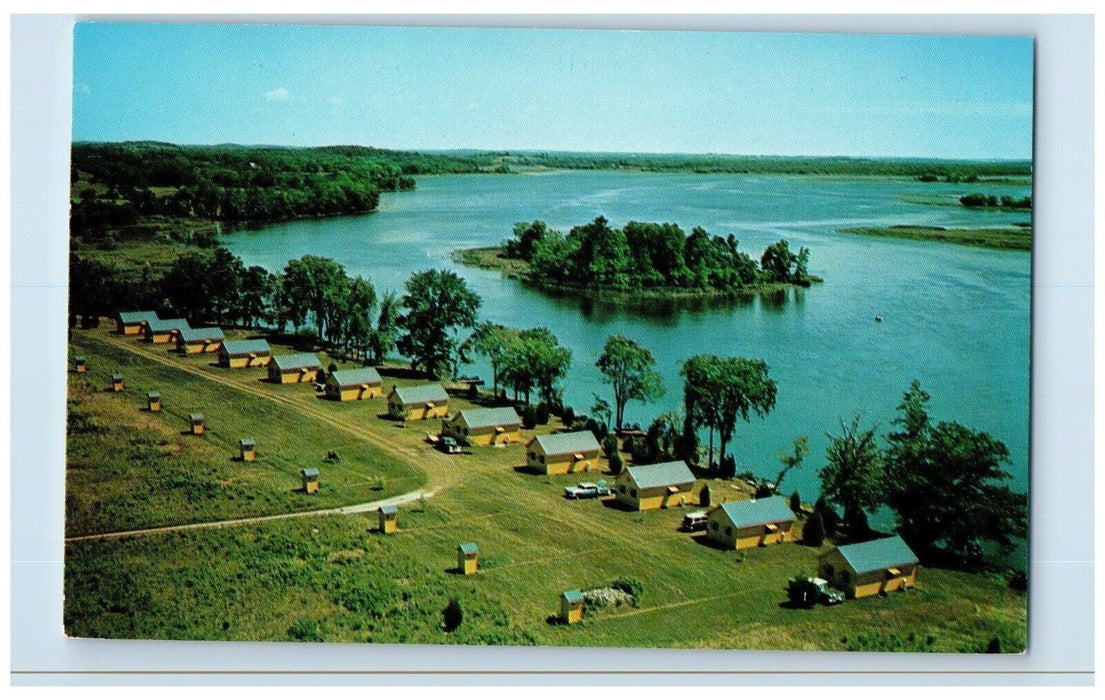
[65,323,1026,651]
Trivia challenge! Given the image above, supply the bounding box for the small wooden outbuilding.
[239,438,256,462]
[301,467,320,494]
[146,391,161,413]
[526,431,601,474]
[267,353,322,384]
[613,461,697,511]
[111,373,125,392]
[443,407,522,446]
[74,356,88,374]
[386,384,450,421]
[819,535,920,599]
[379,504,398,534]
[325,367,384,401]
[176,326,225,354]
[143,318,190,344]
[116,310,159,336]
[560,589,584,625]
[457,542,479,575]
[705,496,796,550]
[188,412,205,435]
[217,339,272,369]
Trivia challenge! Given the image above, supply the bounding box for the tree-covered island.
[454,217,820,302]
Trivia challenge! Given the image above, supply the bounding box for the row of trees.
[504,217,812,291]
[462,323,573,405]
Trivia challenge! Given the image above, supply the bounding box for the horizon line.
[70,140,1034,164]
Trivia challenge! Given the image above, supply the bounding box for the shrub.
[561,405,575,427]
[521,403,537,429]
[611,576,644,605]
[287,618,324,642]
[467,382,479,399]
[443,598,463,632]
[535,403,551,426]
[1007,569,1027,592]
[605,434,623,475]
[802,510,825,547]
[700,483,711,507]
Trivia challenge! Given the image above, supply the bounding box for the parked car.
[563,481,611,499]
[680,511,708,531]
[437,436,462,454]
[786,576,845,608]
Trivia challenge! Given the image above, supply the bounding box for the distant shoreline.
[836,225,1032,252]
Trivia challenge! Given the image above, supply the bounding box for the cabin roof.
[833,535,919,575]
[75,356,87,362]
[532,431,601,456]
[178,326,225,342]
[379,504,397,515]
[188,413,204,421]
[330,367,383,388]
[239,438,255,447]
[301,467,320,478]
[391,383,449,405]
[147,391,160,399]
[458,542,478,555]
[111,373,123,380]
[270,353,322,371]
[220,339,272,356]
[716,496,795,529]
[624,461,696,490]
[118,311,160,324]
[561,589,583,603]
[146,318,190,333]
[456,406,521,430]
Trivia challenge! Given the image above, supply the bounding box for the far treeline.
[502,217,815,292]
[70,142,489,232]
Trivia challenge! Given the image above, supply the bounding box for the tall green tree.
[397,269,482,378]
[819,416,884,540]
[280,255,349,341]
[681,354,724,468]
[714,357,778,474]
[760,239,798,283]
[238,265,276,328]
[464,322,520,396]
[884,381,1028,557]
[341,275,377,358]
[595,334,665,430]
[370,290,400,364]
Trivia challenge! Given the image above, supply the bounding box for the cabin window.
[619,485,626,494]
[630,489,637,498]
[711,522,719,531]
[538,455,545,463]
[724,527,732,537]
[529,452,536,460]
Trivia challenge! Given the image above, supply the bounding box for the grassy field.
[837,225,1032,252]
[65,322,1026,651]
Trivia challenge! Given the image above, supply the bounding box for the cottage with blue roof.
[706,495,797,549]
[176,326,225,354]
[614,460,697,511]
[818,535,919,599]
[325,367,384,401]
[444,406,522,446]
[267,353,322,384]
[116,310,160,336]
[218,339,272,369]
[387,383,450,421]
[143,318,190,344]
[526,430,602,474]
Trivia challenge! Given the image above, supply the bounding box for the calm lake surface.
[224,172,1031,514]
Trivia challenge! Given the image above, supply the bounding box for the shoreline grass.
[836,225,1032,252]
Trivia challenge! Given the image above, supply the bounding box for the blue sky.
[72,23,1034,159]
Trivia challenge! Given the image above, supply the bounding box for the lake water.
[223,171,1031,515]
